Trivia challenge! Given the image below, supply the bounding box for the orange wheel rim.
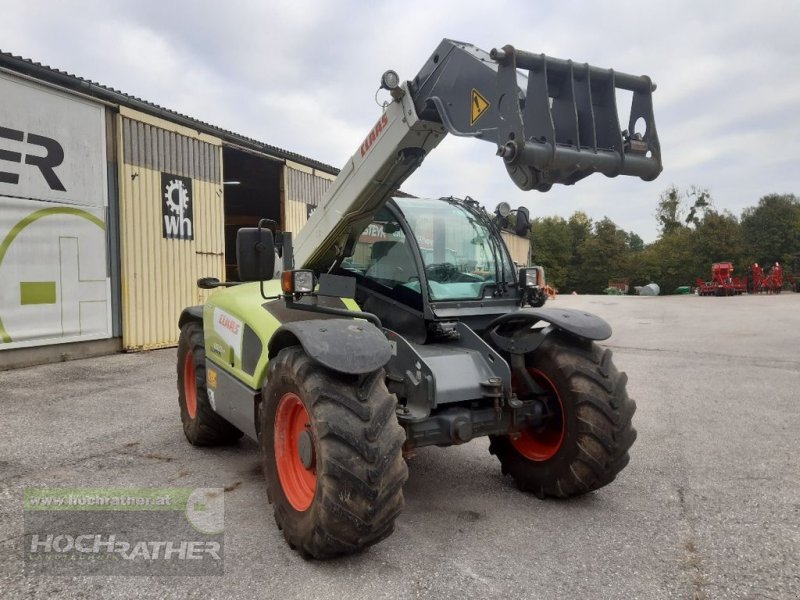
[511,368,565,461]
[184,352,198,419]
[274,392,316,511]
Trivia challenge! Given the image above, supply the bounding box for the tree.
[691,210,746,272]
[529,216,572,290]
[740,194,800,267]
[567,211,592,249]
[684,187,712,227]
[626,231,645,252]
[636,227,697,292]
[656,185,713,235]
[656,186,683,235]
[573,217,631,293]
[565,212,593,292]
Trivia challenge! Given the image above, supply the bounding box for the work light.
[519,267,542,288]
[281,270,315,294]
[380,70,400,91]
[495,202,511,218]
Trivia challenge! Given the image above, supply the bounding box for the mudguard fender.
[484,307,611,355]
[268,319,392,376]
[178,305,203,328]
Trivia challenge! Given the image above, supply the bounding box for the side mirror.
[197,277,222,289]
[514,206,530,236]
[236,227,276,282]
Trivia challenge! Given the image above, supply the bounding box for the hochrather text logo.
[161,173,194,240]
[0,124,66,191]
[24,487,224,576]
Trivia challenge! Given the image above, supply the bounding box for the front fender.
[486,307,612,342]
[268,319,392,376]
[178,305,203,329]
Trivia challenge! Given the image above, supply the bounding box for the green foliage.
[692,210,746,269]
[656,185,683,235]
[574,218,631,293]
[530,212,643,294]
[642,189,745,289]
[626,231,645,252]
[636,228,697,292]
[740,194,800,267]
[521,187,798,295]
[566,212,593,292]
[529,216,572,289]
[656,185,712,234]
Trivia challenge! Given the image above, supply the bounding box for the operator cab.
[339,197,520,342]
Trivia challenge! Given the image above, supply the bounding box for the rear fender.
[268,319,392,376]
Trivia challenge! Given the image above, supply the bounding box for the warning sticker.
[470,89,490,125]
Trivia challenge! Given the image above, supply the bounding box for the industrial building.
[0,51,530,368]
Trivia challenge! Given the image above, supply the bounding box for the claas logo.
[360,114,389,157]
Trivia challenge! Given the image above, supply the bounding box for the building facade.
[0,53,336,366]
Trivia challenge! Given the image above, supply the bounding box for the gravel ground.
[1,293,798,599]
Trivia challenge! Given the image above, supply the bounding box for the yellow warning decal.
[470,89,490,125]
[207,368,217,388]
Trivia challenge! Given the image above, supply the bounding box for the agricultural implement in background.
[696,262,746,296]
[746,263,784,294]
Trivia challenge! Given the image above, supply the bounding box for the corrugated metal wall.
[501,231,531,266]
[284,162,334,234]
[118,107,224,350]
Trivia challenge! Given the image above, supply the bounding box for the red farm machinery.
[696,262,746,296]
[746,262,784,294]
[696,261,793,296]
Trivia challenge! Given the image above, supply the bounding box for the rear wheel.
[177,321,243,445]
[489,331,636,498]
[261,346,407,559]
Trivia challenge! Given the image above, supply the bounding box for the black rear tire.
[261,346,408,559]
[489,331,636,498]
[177,321,243,446]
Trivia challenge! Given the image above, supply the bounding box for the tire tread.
[263,346,407,559]
[489,331,636,498]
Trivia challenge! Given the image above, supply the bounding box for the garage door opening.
[222,146,282,281]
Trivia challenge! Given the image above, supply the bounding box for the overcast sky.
[3,0,798,241]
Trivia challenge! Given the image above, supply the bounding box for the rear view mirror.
[514,206,530,236]
[236,227,276,282]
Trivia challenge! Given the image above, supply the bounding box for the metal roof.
[0,50,339,175]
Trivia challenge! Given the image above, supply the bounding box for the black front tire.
[177,321,243,446]
[261,346,408,559]
[489,331,636,498]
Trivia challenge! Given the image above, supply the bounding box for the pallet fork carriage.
[176,39,662,558]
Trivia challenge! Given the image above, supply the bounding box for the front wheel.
[489,331,636,498]
[261,346,408,559]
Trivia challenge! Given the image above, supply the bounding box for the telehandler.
[176,39,662,558]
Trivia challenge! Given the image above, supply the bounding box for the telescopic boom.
[294,39,662,272]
